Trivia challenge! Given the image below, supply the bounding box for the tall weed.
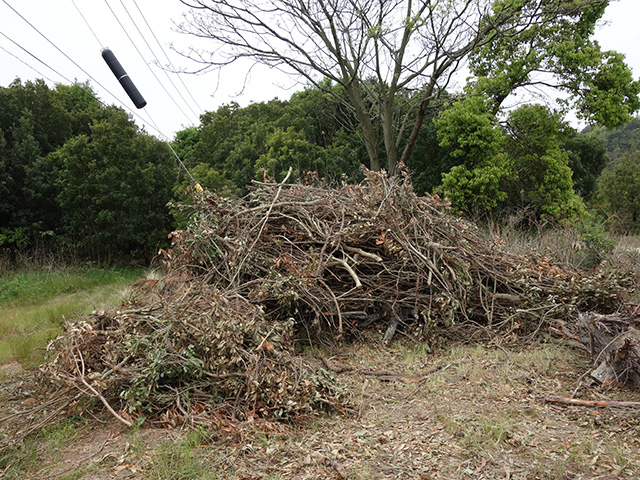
[486,216,616,269]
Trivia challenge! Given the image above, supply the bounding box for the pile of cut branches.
[166,168,632,341]
[553,307,640,388]
[41,286,348,425]
[39,168,636,426]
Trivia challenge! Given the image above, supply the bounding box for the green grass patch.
[0,266,145,367]
[0,417,86,479]
[0,266,142,307]
[146,432,222,480]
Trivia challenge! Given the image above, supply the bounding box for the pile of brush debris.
[39,168,638,426]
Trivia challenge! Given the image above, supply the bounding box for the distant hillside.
[584,117,640,162]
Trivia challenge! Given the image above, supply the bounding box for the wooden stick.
[75,350,133,427]
[343,246,383,263]
[545,395,640,409]
[326,257,362,288]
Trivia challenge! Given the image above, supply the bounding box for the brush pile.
[41,287,348,425]
[165,168,631,339]
[553,307,640,388]
[40,168,637,424]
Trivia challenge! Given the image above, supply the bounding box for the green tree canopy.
[180,84,364,192]
[437,99,585,221]
[0,79,78,245]
[54,107,175,262]
[564,132,609,200]
[595,149,640,233]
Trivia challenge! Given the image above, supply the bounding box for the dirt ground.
[2,337,640,480]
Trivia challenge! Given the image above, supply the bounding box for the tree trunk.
[400,83,435,167]
[345,84,380,171]
[382,97,399,175]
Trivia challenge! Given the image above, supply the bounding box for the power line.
[0,30,75,85]
[1,14,166,138]
[1,0,201,184]
[70,0,103,47]
[0,28,163,137]
[103,0,197,125]
[1,7,201,189]
[132,0,204,115]
[0,42,58,85]
[0,33,130,127]
[1,0,138,116]
[120,0,202,118]
[65,1,183,140]
[2,33,197,186]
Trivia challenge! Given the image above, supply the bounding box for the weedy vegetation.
[0,263,144,366]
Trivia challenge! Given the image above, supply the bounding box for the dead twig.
[74,349,133,428]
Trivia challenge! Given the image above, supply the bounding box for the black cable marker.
[101,47,146,109]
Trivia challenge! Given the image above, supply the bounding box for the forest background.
[3,0,640,264]
[1,76,639,265]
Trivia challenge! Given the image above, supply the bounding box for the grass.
[0,265,144,366]
[145,431,223,480]
[0,418,86,479]
[0,266,142,306]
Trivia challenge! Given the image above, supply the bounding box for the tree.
[0,79,75,245]
[181,87,364,191]
[437,95,511,213]
[437,100,584,221]
[502,105,584,220]
[596,149,640,233]
[188,101,284,190]
[586,116,640,161]
[178,0,638,174]
[468,3,639,127]
[56,82,104,137]
[55,107,175,262]
[404,95,453,195]
[564,132,609,200]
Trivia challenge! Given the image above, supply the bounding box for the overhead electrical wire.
[0,44,57,85]
[1,0,203,189]
[0,8,166,140]
[120,0,201,119]
[0,29,163,139]
[0,45,111,116]
[131,0,204,115]
[0,0,142,122]
[103,0,196,125]
[2,28,199,188]
[0,30,74,85]
[70,0,104,47]
[75,0,203,124]
[71,0,185,137]
[72,0,202,187]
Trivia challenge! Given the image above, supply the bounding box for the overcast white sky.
[1,0,639,140]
